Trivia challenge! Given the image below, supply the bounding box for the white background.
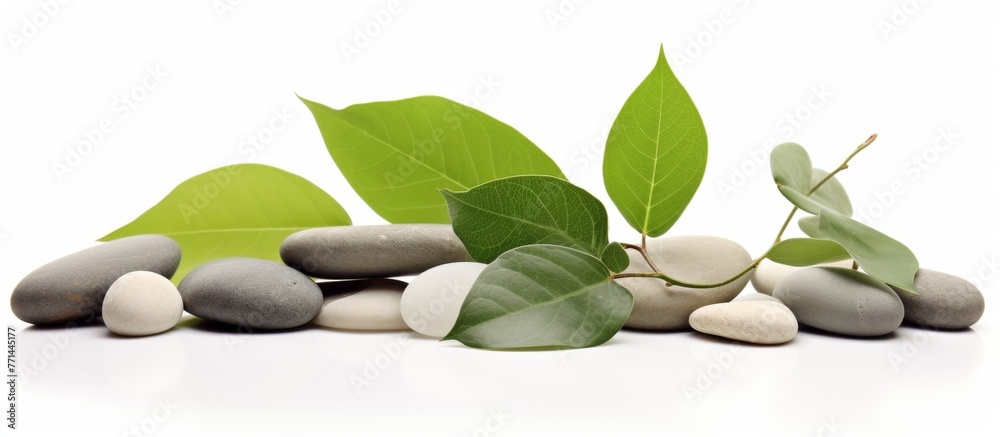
[2,1,998,435]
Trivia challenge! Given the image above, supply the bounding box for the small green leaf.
[442,175,609,263]
[810,168,853,216]
[771,144,852,215]
[100,164,351,283]
[770,143,813,194]
[811,210,919,292]
[765,238,852,267]
[601,242,630,273]
[443,245,633,349]
[603,46,708,237]
[300,95,565,224]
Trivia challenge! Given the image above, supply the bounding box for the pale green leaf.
[442,175,609,263]
[812,210,919,292]
[443,245,633,349]
[770,143,813,194]
[810,168,853,216]
[100,164,351,283]
[601,242,629,274]
[300,95,565,223]
[771,144,852,215]
[603,46,708,237]
[765,238,852,267]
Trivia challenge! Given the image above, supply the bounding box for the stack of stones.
[9,230,985,344]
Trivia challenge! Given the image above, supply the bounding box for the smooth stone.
[312,279,410,331]
[615,235,753,331]
[280,224,473,279]
[751,258,855,295]
[10,235,181,325]
[773,267,904,337]
[689,293,798,344]
[178,257,322,329]
[102,271,183,336]
[400,262,487,337]
[889,268,985,329]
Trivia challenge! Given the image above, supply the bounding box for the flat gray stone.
[689,294,798,344]
[313,279,410,331]
[10,235,181,325]
[890,268,985,329]
[615,235,752,331]
[280,224,473,279]
[773,267,904,337]
[179,257,322,329]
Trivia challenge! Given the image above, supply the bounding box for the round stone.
[312,279,410,331]
[178,257,322,330]
[773,267,904,337]
[689,293,798,344]
[10,235,181,325]
[400,262,487,337]
[615,235,753,331]
[280,224,473,279]
[102,271,183,336]
[889,268,985,329]
[751,258,855,295]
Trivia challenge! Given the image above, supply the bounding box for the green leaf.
[603,46,708,237]
[798,216,820,237]
[770,143,813,194]
[771,144,852,215]
[100,164,351,283]
[601,242,630,273]
[442,175,609,263]
[810,210,919,292]
[810,168,853,216]
[300,95,565,224]
[765,238,852,267]
[443,245,633,349]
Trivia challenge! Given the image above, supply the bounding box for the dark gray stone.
[773,267,904,337]
[615,235,753,331]
[178,257,322,329]
[280,224,473,279]
[889,268,985,329]
[10,235,181,325]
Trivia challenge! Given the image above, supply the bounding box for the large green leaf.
[602,46,708,237]
[765,238,852,267]
[100,164,351,282]
[300,95,565,223]
[443,245,633,349]
[771,144,852,215]
[442,175,609,263]
[810,210,918,292]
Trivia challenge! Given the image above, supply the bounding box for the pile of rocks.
[9,230,985,345]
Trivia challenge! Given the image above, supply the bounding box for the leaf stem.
[621,235,664,273]
[806,133,877,196]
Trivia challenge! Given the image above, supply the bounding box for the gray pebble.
[889,268,985,329]
[615,235,752,331]
[178,257,322,329]
[773,267,904,337]
[10,235,181,325]
[280,224,473,279]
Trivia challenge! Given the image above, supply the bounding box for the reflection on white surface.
[11,307,998,436]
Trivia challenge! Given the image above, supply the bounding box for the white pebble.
[400,262,487,337]
[102,271,183,336]
[312,279,410,331]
